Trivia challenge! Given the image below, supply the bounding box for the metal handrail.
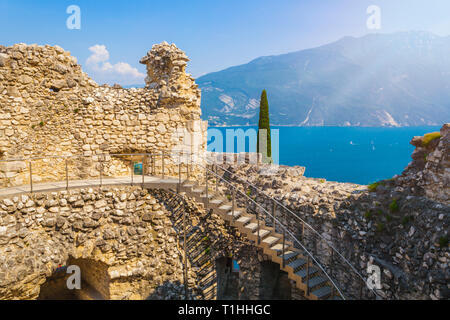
[198,161,346,299]
[201,155,380,299]
[140,149,347,299]
[0,150,374,299]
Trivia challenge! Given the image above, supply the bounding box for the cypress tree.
[257,89,272,161]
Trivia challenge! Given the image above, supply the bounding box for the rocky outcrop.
[398,124,449,204]
[221,125,449,300]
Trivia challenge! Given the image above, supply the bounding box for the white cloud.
[86,44,110,65]
[86,44,145,85]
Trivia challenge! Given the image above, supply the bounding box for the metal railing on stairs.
[201,154,381,300]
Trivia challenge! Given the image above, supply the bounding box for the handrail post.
[65,158,69,191]
[282,224,286,268]
[272,201,276,230]
[161,151,165,179]
[152,153,155,176]
[359,282,363,300]
[187,153,190,179]
[256,209,260,245]
[29,161,33,194]
[131,159,134,185]
[183,208,188,300]
[99,156,103,188]
[301,221,305,242]
[232,187,236,222]
[306,256,310,296]
[178,160,181,194]
[215,163,218,192]
[142,154,146,187]
[205,168,209,206]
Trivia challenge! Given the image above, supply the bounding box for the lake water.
[207,126,442,185]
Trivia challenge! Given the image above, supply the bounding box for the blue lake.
[207,126,442,185]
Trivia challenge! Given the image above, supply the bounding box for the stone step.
[209,199,223,206]
[253,229,270,239]
[235,216,252,225]
[296,266,319,279]
[244,223,258,232]
[307,276,327,289]
[226,210,242,219]
[218,205,232,212]
[311,286,332,299]
[287,258,307,272]
[262,236,280,246]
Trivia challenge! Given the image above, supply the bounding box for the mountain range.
[197,31,450,127]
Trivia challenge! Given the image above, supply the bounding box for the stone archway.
[216,257,240,300]
[259,261,292,300]
[38,257,109,300]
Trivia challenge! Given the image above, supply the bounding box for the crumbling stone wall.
[0,42,207,187]
[0,186,197,300]
[0,185,304,300]
[223,125,449,300]
[399,124,449,204]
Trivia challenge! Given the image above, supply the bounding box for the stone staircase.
[179,179,341,301]
[166,194,218,300]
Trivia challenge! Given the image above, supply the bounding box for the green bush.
[376,223,385,232]
[389,199,399,213]
[368,182,381,192]
[439,236,448,248]
[364,211,373,220]
[401,216,411,225]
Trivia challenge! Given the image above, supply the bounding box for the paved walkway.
[0,175,185,199]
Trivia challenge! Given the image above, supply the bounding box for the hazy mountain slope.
[198,32,450,126]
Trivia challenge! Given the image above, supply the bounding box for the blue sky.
[1,0,449,85]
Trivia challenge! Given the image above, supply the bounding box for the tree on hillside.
[257,89,272,163]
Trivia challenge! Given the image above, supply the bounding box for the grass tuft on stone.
[422,132,441,147]
[389,199,399,213]
[439,235,448,248]
[368,182,381,192]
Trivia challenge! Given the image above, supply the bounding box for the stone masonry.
[0,42,207,187]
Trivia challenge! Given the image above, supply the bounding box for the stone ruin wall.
[0,42,207,188]
[0,186,303,300]
[400,123,450,204]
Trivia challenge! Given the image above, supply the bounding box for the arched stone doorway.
[216,257,240,300]
[259,261,292,300]
[38,257,109,300]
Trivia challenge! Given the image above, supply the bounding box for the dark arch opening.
[38,257,109,300]
[259,261,292,300]
[216,257,240,300]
